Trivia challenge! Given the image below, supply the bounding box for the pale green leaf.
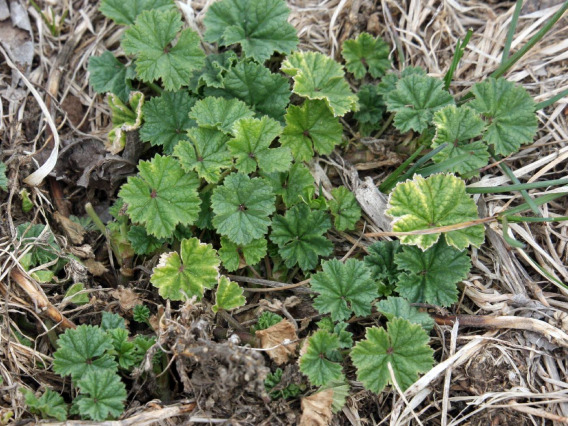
[77,370,126,421]
[320,380,350,413]
[376,297,435,331]
[150,237,220,300]
[281,51,357,117]
[88,51,134,102]
[189,96,254,135]
[229,116,291,173]
[211,173,276,245]
[395,239,470,306]
[262,162,315,208]
[328,186,361,231]
[311,259,377,321]
[119,155,201,239]
[122,9,205,91]
[101,312,126,331]
[280,99,343,161]
[299,331,344,386]
[469,77,538,156]
[386,173,484,250]
[99,0,175,25]
[173,127,232,183]
[218,237,267,272]
[341,32,391,79]
[106,91,144,154]
[253,311,283,332]
[386,74,454,133]
[203,0,298,62]
[212,276,245,312]
[22,388,68,421]
[64,283,89,305]
[140,91,197,154]
[351,318,434,393]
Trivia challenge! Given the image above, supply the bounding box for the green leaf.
[376,67,426,98]
[53,325,117,380]
[107,91,144,154]
[270,204,333,271]
[205,60,290,120]
[77,370,126,421]
[229,116,292,173]
[133,304,151,323]
[127,225,163,255]
[431,105,488,175]
[140,91,197,154]
[150,237,220,301]
[469,77,538,156]
[395,239,470,306]
[88,51,135,102]
[376,297,435,331]
[64,283,89,305]
[99,0,175,25]
[280,99,343,161]
[386,173,485,250]
[351,318,434,393]
[211,173,276,245]
[364,240,401,287]
[0,162,8,191]
[320,380,350,413]
[196,189,214,230]
[218,237,267,272]
[341,33,391,79]
[101,312,126,331]
[212,276,245,312]
[20,189,33,212]
[311,259,377,321]
[107,328,137,370]
[299,331,344,386]
[262,162,315,208]
[203,0,298,63]
[16,223,62,269]
[189,96,254,135]
[173,127,232,183]
[22,388,68,421]
[354,84,385,135]
[282,51,357,117]
[316,318,353,349]
[188,51,238,92]
[328,186,361,231]
[122,9,205,91]
[386,74,454,133]
[253,311,283,332]
[119,155,201,239]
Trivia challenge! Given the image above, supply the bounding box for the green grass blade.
[466,178,568,194]
[444,29,473,90]
[501,217,526,248]
[379,145,425,193]
[414,153,471,177]
[506,215,568,223]
[498,162,540,215]
[535,87,568,110]
[502,0,524,63]
[499,192,567,216]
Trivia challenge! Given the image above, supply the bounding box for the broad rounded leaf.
[99,0,175,25]
[211,173,276,245]
[328,186,361,231]
[342,32,391,79]
[218,237,267,272]
[376,67,426,98]
[22,388,68,421]
[376,297,435,331]
[212,276,245,312]
[150,237,220,300]
[189,51,238,91]
[189,96,254,135]
[280,100,343,161]
[386,173,484,250]
[299,331,344,386]
[395,239,470,306]
[77,370,127,421]
[469,77,538,156]
[119,155,201,239]
[354,84,385,135]
[262,162,315,208]
[364,240,401,287]
[311,259,377,321]
[351,318,434,393]
[282,51,357,117]
[88,51,134,102]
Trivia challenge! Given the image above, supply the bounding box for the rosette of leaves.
[386,173,485,250]
[341,32,391,79]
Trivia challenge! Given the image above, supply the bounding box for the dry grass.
[1,0,568,424]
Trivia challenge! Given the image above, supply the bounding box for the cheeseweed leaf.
[127,225,163,255]
[150,237,220,301]
[328,186,361,231]
[140,91,197,154]
[76,370,126,421]
[99,0,175,25]
[262,162,315,208]
[282,51,358,117]
[189,96,254,135]
[351,318,434,393]
[253,311,283,332]
[119,155,201,239]
[376,297,435,331]
[174,127,232,183]
[270,204,333,271]
[218,237,267,272]
[88,51,135,102]
[280,99,343,161]
[53,325,117,380]
[212,276,245,312]
[204,0,298,63]
[107,328,137,370]
[395,239,470,306]
[122,9,205,91]
[431,105,488,175]
[107,92,144,154]
[22,388,67,421]
[386,173,484,250]
[316,317,353,349]
[206,61,290,120]
[211,173,276,245]
[364,240,401,287]
[386,74,454,133]
[299,331,344,386]
[341,32,391,79]
[189,51,238,91]
[354,84,385,135]
[469,77,538,156]
[101,311,126,331]
[133,304,151,323]
[376,67,426,98]
[229,116,291,173]
[311,259,377,321]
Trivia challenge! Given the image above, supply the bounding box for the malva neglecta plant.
[21,0,568,421]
